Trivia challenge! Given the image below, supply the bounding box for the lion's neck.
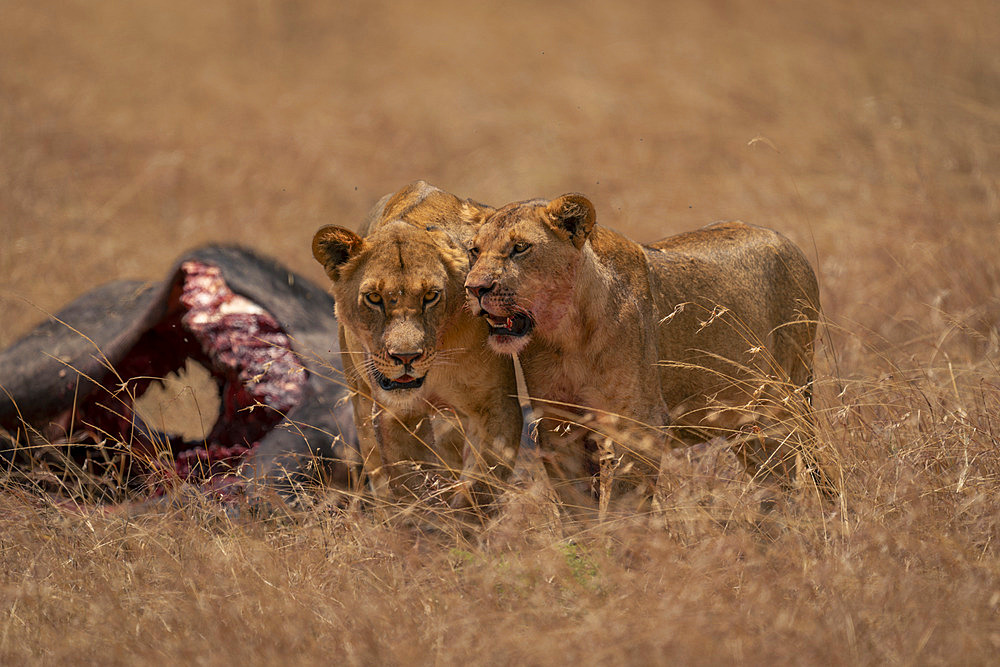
[536,244,617,352]
[521,244,634,411]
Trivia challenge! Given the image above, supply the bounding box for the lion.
[312,181,523,511]
[464,193,821,506]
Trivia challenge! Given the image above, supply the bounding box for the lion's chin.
[487,331,532,356]
[375,387,426,409]
[370,368,427,406]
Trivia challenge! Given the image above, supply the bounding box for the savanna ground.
[2,0,999,663]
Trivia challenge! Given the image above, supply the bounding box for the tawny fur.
[465,194,820,501]
[312,181,522,510]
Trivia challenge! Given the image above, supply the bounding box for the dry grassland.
[1,0,999,663]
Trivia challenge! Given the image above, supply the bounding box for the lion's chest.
[523,349,610,411]
[523,338,663,426]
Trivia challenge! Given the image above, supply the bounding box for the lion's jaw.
[364,345,436,408]
[469,292,534,354]
[484,312,535,355]
[468,265,583,355]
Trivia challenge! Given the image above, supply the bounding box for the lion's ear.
[312,226,364,281]
[544,194,596,249]
[462,199,495,225]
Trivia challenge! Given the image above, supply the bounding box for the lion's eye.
[364,292,383,308]
[423,290,441,307]
[511,241,531,256]
[468,247,480,261]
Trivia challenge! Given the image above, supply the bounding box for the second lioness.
[312,182,522,509]
[464,194,820,500]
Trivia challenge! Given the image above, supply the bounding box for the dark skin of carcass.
[0,246,358,505]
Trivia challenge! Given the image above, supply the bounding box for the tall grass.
[2,0,998,662]
[1,305,997,663]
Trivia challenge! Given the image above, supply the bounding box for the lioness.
[464,194,820,503]
[312,182,522,510]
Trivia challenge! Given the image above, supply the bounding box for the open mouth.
[485,312,534,338]
[372,368,426,391]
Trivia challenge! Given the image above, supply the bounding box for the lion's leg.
[603,421,664,513]
[734,408,835,495]
[339,327,387,499]
[370,407,440,502]
[675,398,803,488]
[350,391,383,495]
[731,426,798,484]
[730,319,833,493]
[728,396,829,494]
[764,310,834,491]
[533,412,599,512]
[531,409,661,516]
[671,385,813,490]
[597,433,617,521]
[430,413,466,473]
[430,353,523,513]
[452,394,522,512]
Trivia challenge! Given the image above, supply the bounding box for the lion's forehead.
[482,203,538,231]
[356,240,449,291]
[474,213,548,252]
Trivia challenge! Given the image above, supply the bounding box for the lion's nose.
[388,350,423,366]
[465,280,495,300]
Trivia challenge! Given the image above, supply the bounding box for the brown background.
[3,0,997,369]
[2,2,1000,663]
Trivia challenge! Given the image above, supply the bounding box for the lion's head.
[313,184,492,407]
[464,194,596,354]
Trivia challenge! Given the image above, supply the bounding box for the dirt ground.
[1,0,999,664]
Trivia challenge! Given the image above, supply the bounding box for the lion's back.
[644,220,820,401]
[646,220,819,320]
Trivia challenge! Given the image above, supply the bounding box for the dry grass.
[2,0,999,663]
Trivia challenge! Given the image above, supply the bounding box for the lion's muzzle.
[465,280,535,339]
[465,279,495,317]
